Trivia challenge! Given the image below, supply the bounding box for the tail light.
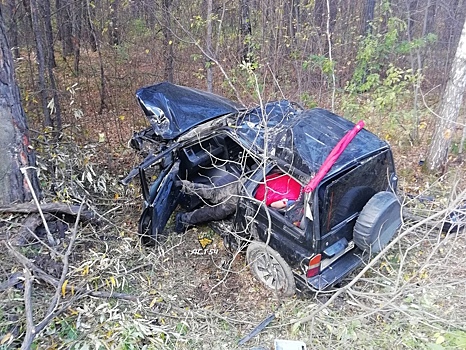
[306,254,321,278]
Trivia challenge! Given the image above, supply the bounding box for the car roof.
[235,101,390,181]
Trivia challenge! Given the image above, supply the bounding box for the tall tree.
[0,8,40,205]
[239,0,252,63]
[425,16,466,173]
[5,0,20,58]
[29,0,52,127]
[73,0,83,73]
[85,0,107,113]
[56,0,73,56]
[362,0,376,35]
[85,0,97,52]
[313,0,337,55]
[109,0,120,45]
[205,0,213,91]
[162,0,174,82]
[41,0,56,68]
[407,0,419,39]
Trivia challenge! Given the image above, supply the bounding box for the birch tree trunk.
[425,17,466,173]
[0,10,41,205]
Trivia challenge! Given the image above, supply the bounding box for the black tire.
[138,207,168,246]
[246,242,296,297]
[353,191,401,253]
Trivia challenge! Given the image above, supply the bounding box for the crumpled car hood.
[136,82,243,140]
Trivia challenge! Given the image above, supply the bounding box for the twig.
[20,268,34,350]
[20,167,55,246]
[35,200,84,333]
[291,195,464,326]
[4,238,141,304]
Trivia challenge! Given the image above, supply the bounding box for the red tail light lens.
[306,254,321,278]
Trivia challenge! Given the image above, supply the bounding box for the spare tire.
[353,191,401,253]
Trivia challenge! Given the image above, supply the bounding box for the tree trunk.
[314,0,336,55]
[314,0,325,33]
[205,0,213,92]
[84,0,106,113]
[6,0,20,58]
[239,0,252,63]
[57,0,73,56]
[162,0,174,82]
[362,0,376,35]
[40,0,62,131]
[0,10,41,205]
[423,0,437,35]
[425,17,466,173]
[73,0,83,74]
[407,0,419,39]
[109,0,120,46]
[85,0,97,52]
[29,0,52,127]
[41,0,56,68]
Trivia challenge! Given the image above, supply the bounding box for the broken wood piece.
[0,202,95,223]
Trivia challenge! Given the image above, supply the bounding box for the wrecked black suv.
[122,82,401,296]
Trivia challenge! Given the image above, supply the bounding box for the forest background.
[1,0,466,349]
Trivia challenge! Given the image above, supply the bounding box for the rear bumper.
[295,248,367,291]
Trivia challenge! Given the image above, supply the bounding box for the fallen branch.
[20,167,54,245]
[34,200,83,334]
[0,202,95,223]
[292,190,466,326]
[4,241,140,303]
[6,200,83,349]
[20,268,34,350]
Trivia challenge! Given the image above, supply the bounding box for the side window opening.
[253,168,305,229]
[179,135,256,211]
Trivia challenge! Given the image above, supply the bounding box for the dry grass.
[1,157,465,349]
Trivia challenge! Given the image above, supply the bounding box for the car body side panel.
[148,161,181,235]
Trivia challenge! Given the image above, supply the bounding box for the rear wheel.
[246,242,296,297]
[353,191,401,253]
